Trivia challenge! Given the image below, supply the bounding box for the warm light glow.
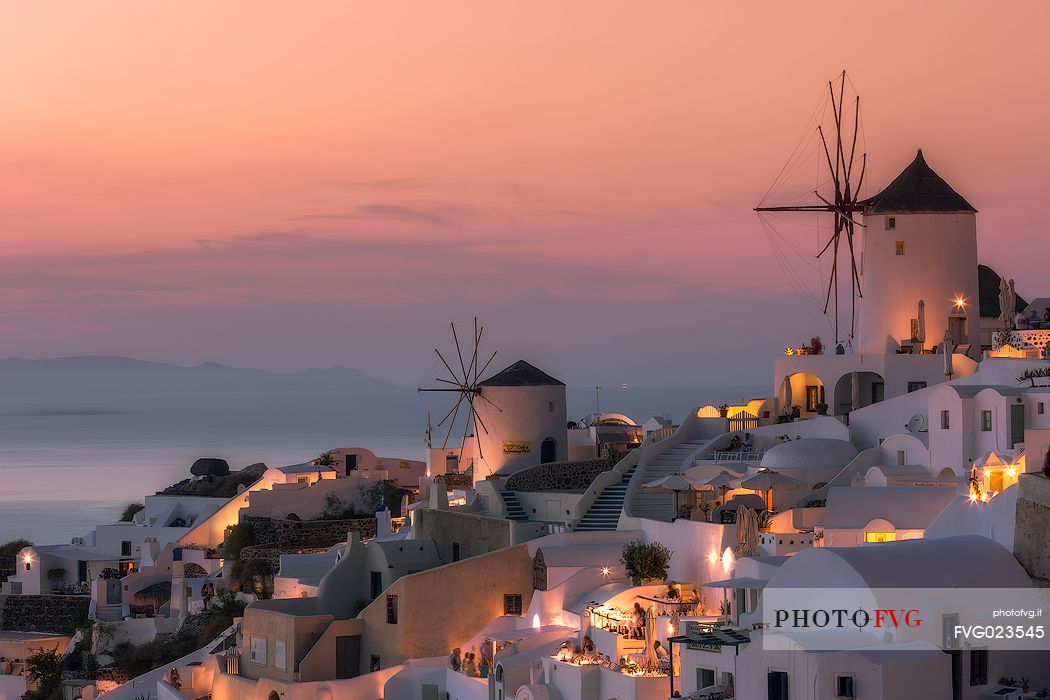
[864,531,896,543]
[981,493,990,502]
[968,493,979,503]
[668,621,675,634]
[425,467,431,478]
[22,553,32,565]
[953,295,967,310]
[707,551,718,565]
[1005,468,1016,478]
[721,547,734,573]
[600,566,611,577]
[983,469,990,477]
[532,613,541,630]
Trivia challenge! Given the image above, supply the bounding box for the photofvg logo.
[773,607,922,631]
[760,588,1050,652]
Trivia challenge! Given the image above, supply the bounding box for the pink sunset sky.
[1,1,1047,387]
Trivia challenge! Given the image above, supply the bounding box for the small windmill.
[418,318,500,460]
[755,70,867,344]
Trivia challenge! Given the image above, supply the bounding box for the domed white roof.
[760,438,858,472]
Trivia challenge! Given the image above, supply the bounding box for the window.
[940,410,950,430]
[805,385,824,412]
[886,216,896,230]
[25,560,31,571]
[369,655,381,673]
[451,542,461,562]
[768,670,789,700]
[897,450,906,466]
[969,648,988,685]
[297,476,308,485]
[907,381,927,393]
[386,594,398,624]
[864,531,896,543]
[835,675,856,698]
[370,571,382,600]
[1039,402,1045,415]
[942,613,960,650]
[548,401,555,412]
[697,667,715,691]
[121,541,132,557]
[895,240,905,255]
[503,593,523,616]
[249,636,267,665]
[274,639,286,670]
[981,410,992,432]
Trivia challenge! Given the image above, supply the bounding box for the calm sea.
[0,385,761,545]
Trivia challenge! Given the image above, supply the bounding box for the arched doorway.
[540,438,557,464]
[832,371,886,416]
[779,373,825,420]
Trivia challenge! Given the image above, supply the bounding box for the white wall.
[474,384,567,479]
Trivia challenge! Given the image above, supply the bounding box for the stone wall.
[0,594,90,633]
[238,546,330,574]
[241,516,376,549]
[505,456,616,493]
[1014,473,1050,586]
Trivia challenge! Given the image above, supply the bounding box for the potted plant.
[620,540,671,585]
[717,404,729,418]
[815,403,829,416]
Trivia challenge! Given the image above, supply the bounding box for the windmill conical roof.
[479,360,565,387]
[860,150,976,214]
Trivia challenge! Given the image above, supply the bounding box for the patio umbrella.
[943,330,955,378]
[738,469,802,511]
[701,471,738,508]
[643,472,702,519]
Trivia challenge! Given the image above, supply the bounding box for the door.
[1010,404,1025,448]
[106,578,122,604]
[541,438,557,464]
[768,670,789,700]
[871,382,885,404]
[345,454,358,475]
[948,316,967,345]
[77,561,88,583]
[335,636,360,679]
[422,685,440,700]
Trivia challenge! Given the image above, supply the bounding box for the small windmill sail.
[417,318,499,460]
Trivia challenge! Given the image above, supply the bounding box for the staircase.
[499,490,530,522]
[575,465,637,531]
[625,439,711,521]
[95,603,123,622]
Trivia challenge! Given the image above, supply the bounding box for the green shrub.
[620,540,672,584]
[223,523,254,560]
[119,503,145,522]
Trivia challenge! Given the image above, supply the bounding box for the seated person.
[581,635,595,655]
[653,640,670,670]
[809,336,823,355]
[741,432,755,451]
[665,583,680,600]
[727,435,742,451]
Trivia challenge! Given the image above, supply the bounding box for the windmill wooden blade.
[754,70,866,344]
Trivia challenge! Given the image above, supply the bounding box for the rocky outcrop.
[190,458,231,477]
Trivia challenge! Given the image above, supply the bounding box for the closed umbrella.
[851,371,860,412]
[943,330,955,378]
[645,604,658,670]
[917,299,926,350]
[782,377,793,416]
[735,506,760,558]
[643,472,702,520]
[999,278,1012,325]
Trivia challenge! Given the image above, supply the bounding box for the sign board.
[502,441,531,455]
[399,460,411,470]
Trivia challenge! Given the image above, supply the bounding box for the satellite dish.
[906,414,927,433]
